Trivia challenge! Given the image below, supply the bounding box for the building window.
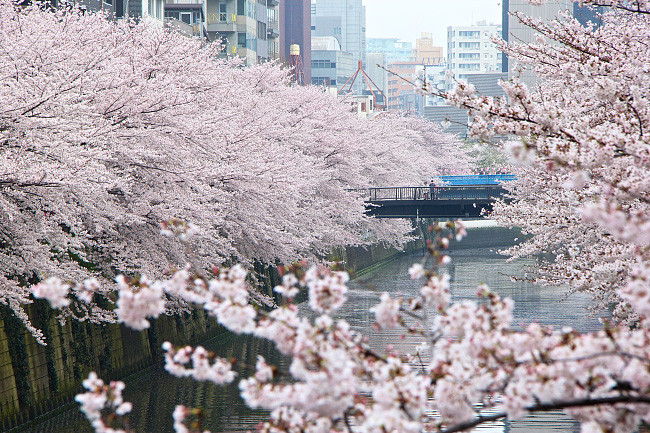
[458,63,480,71]
[257,21,267,40]
[219,2,227,21]
[459,30,480,38]
[180,11,192,24]
[312,77,331,86]
[312,60,336,69]
[459,42,480,49]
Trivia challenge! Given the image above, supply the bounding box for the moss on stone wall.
[0,306,224,431]
[0,305,30,409]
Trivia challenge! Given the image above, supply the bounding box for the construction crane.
[337,60,387,111]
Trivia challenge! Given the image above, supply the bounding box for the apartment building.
[415,33,443,66]
[164,0,279,65]
[386,60,419,111]
[446,21,502,88]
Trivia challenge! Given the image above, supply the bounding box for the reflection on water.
[23,228,604,433]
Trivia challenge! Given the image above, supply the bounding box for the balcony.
[165,17,203,37]
[267,18,279,38]
[206,12,237,32]
[165,0,202,4]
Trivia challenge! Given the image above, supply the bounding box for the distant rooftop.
[311,36,342,51]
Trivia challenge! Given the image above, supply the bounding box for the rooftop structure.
[311,36,355,89]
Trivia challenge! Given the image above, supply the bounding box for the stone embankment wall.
[332,240,425,279]
[0,303,222,431]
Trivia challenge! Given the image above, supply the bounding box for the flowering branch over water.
[48,219,649,433]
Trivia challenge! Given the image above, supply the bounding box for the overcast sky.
[363,0,502,47]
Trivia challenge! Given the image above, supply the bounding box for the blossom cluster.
[75,372,133,433]
[162,342,237,385]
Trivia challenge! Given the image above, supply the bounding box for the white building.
[127,0,165,22]
[311,36,356,89]
[446,20,502,89]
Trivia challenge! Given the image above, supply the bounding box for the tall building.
[66,0,164,20]
[505,0,571,60]
[311,0,366,66]
[281,0,311,82]
[415,33,444,66]
[573,2,605,27]
[446,20,502,88]
[502,1,605,74]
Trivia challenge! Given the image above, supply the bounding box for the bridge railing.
[355,186,506,201]
[440,174,516,185]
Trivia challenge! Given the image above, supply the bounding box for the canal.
[22,226,603,433]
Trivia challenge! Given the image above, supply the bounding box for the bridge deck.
[364,185,505,201]
[354,186,507,219]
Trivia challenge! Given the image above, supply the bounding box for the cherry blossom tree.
[20,1,650,433]
[443,0,650,318]
[0,1,469,338]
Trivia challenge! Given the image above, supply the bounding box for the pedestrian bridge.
[356,185,508,219]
